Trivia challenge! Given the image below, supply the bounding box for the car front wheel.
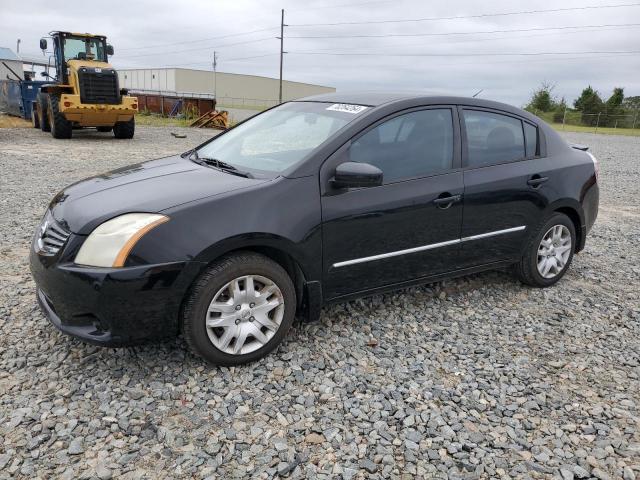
[182,252,296,365]
[515,212,576,287]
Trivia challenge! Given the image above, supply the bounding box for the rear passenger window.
[463,110,525,167]
[523,122,538,158]
[350,109,454,184]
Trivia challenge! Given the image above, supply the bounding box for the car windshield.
[63,36,106,62]
[195,101,369,174]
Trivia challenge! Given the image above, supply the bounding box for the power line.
[288,2,640,27]
[119,37,276,59]
[116,54,279,69]
[288,0,396,12]
[287,23,640,39]
[118,28,278,52]
[288,50,640,57]
[300,25,640,53]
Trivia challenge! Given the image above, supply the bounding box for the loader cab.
[43,32,110,84]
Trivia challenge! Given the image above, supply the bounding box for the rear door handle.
[433,194,462,209]
[527,176,549,187]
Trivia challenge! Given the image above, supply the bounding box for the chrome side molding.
[332,226,526,268]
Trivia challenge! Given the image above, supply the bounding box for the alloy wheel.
[205,275,285,355]
[537,225,572,279]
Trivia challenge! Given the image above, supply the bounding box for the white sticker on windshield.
[326,103,368,114]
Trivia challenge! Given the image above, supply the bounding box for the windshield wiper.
[190,151,253,178]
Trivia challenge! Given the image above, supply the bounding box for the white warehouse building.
[117,68,335,107]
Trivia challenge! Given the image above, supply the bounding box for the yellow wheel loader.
[33,31,137,139]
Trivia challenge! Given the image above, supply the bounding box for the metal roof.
[0,47,20,61]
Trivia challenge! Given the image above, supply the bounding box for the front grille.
[77,67,120,105]
[35,211,70,256]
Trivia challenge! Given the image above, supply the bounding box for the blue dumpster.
[0,79,48,119]
[20,80,48,119]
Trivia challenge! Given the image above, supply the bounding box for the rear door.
[458,107,550,267]
[320,106,464,299]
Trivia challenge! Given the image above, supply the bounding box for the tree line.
[525,83,639,128]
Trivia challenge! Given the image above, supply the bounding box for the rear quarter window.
[523,122,539,158]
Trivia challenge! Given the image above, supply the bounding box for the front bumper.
[60,94,138,126]
[30,238,204,346]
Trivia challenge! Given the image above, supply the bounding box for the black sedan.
[30,93,599,365]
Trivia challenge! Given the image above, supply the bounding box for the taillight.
[587,152,599,182]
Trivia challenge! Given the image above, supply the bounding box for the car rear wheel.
[515,212,576,287]
[182,252,296,365]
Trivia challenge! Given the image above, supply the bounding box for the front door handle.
[527,175,549,187]
[433,194,462,209]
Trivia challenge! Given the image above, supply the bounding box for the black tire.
[47,95,73,139]
[37,93,50,132]
[515,212,576,288]
[113,117,135,139]
[182,252,296,366]
[31,104,40,129]
[96,126,113,132]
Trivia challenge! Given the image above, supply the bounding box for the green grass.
[532,110,640,136]
[549,122,640,137]
[135,115,192,128]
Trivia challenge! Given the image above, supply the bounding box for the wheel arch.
[548,200,585,252]
[179,235,320,330]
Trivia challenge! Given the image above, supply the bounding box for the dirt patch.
[0,114,32,128]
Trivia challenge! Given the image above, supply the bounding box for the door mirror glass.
[40,38,47,50]
[106,44,114,56]
[332,161,383,189]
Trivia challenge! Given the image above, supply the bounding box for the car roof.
[297,91,534,120]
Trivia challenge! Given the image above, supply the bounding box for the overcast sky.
[2,0,639,106]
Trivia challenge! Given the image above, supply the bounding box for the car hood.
[50,155,269,234]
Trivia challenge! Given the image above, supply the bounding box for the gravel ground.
[0,126,638,480]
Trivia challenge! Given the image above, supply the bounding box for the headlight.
[75,213,169,267]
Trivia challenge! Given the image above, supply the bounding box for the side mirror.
[106,44,114,56]
[40,38,47,50]
[332,162,383,189]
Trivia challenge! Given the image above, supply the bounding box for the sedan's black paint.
[50,156,269,234]
[30,93,599,346]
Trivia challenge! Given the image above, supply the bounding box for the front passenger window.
[463,110,526,167]
[349,109,454,184]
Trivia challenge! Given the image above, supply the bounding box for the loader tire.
[31,104,40,129]
[113,117,135,139]
[37,93,50,132]
[48,95,72,139]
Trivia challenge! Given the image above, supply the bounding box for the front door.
[320,107,464,300]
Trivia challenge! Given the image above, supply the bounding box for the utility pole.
[212,51,218,101]
[16,39,20,54]
[278,9,286,104]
